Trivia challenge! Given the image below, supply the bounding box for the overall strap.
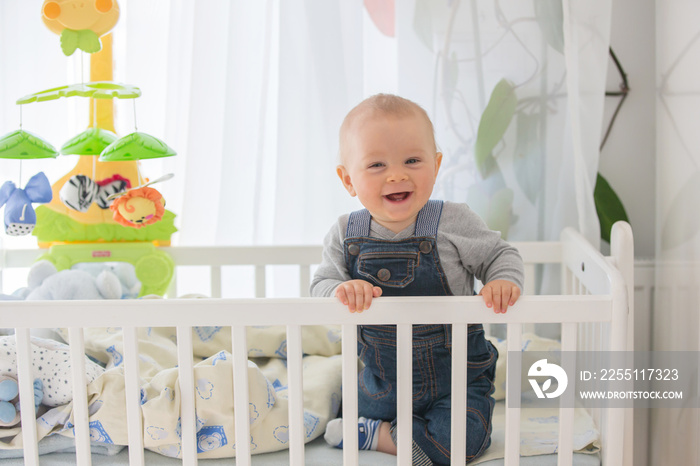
[414,200,443,237]
[346,208,372,238]
[345,200,444,239]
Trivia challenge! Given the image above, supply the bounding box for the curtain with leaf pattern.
[391,0,611,250]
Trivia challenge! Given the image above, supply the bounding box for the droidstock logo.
[528,359,568,399]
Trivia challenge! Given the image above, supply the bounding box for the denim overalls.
[344,200,497,465]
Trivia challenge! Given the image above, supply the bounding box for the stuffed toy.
[0,376,42,427]
[71,262,141,299]
[0,336,104,427]
[0,172,53,236]
[59,174,129,213]
[110,186,165,228]
[23,260,122,301]
[0,260,144,301]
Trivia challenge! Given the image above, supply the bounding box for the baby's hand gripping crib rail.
[0,222,634,466]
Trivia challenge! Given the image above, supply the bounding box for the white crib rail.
[0,222,633,466]
[3,294,619,466]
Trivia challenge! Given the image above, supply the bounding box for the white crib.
[0,222,634,466]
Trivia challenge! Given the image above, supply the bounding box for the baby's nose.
[387,169,408,182]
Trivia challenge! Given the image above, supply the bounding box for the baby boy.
[311,94,524,465]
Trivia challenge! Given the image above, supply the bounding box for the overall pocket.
[357,252,419,288]
[357,326,397,400]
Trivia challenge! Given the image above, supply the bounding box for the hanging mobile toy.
[0,172,53,236]
[108,174,172,228]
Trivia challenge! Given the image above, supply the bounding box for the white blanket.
[0,325,343,459]
[0,327,600,462]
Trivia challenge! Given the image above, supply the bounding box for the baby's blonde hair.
[339,94,437,164]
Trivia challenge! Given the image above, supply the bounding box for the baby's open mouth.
[384,192,411,202]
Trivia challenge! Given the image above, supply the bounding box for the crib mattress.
[0,395,601,466]
[0,436,600,466]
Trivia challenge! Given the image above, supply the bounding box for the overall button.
[377,269,391,281]
[348,244,360,256]
[419,241,432,254]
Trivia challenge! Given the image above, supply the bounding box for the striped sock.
[324,417,382,450]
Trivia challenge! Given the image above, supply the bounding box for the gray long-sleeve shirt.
[311,201,524,297]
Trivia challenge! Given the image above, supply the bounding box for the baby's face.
[338,111,442,233]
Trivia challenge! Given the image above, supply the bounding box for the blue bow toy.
[0,172,53,236]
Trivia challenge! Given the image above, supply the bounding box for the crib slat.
[123,326,145,466]
[68,327,92,466]
[522,264,537,335]
[341,324,359,465]
[504,323,522,466]
[299,265,311,297]
[211,266,222,298]
[255,266,266,298]
[176,326,198,465]
[450,323,468,466]
[557,322,577,466]
[562,268,572,295]
[167,271,178,298]
[232,325,251,466]
[523,264,536,295]
[15,328,39,466]
[286,324,305,465]
[396,323,412,464]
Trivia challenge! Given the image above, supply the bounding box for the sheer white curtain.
[122,1,365,247]
[161,0,612,248]
[1,0,611,253]
[652,1,700,463]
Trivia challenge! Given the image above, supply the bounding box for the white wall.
[601,0,656,259]
[603,2,656,463]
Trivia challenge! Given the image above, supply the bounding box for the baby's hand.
[480,280,521,314]
[335,280,383,313]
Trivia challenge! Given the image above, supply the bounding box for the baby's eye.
[368,162,384,169]
[405,158,420,164]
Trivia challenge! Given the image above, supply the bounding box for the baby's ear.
[336,165,356,196]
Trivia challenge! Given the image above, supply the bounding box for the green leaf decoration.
[660,170,700,251]
[61,127,118,155]
[17,82,141,105]
[60,29,79,56]
[77,30,101,54]
[99,132,176,162]
[33,206,178,244]
[60,29,102,56]
[534,0,564,54]
[513,112,543,203]
[474,79,517,179]
[594,173,629,243]
[0,129,58,159]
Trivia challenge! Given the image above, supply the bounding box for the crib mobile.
[0,3,180,426]
[0,0,179,293]
[0,1,179,300]
[0,0,178,245]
